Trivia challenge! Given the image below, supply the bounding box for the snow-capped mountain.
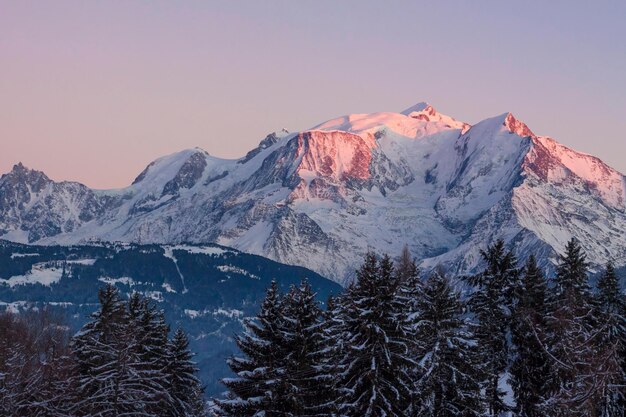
[1,102,624,283]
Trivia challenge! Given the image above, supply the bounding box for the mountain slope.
[1,102,624,282]
[0,239,340,396]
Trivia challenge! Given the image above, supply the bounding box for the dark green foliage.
[594,262,626,416]
[168,328,207,417]
[71,284,134,416]
[281,281,336,416]
[552,239,593,308]
[3,239,626,416]
[510,255,551,417]
[466,239,520,416]
[414,272,484,417]
[335,253,416,417]
[70,285,206,416]
[543,239,599,416]
[0,240,340,396]
[215,281,286,416]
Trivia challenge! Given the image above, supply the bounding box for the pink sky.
[1,1,625,188]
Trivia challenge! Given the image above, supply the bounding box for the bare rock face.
[1,104,624,284]
[162,151,208,197]
[0,163,113,242]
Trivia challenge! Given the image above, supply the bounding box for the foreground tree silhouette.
[335,253,416,417]
[71,285,204,416]
[215,281,287,416]
[543,239,599,416]
[168,328,207,417]
[467,240,520,416]
[414,272,484,417]
[71,284,135,416]
[594,262,626,416]
[282,281,336,416]
[510,255,551,417]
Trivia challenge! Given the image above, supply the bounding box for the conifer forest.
[2,238,622,416]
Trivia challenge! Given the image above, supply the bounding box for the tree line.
[216,239,625,417]
[0,285,205,417]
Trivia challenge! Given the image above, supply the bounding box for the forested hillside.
[0,240,340,396]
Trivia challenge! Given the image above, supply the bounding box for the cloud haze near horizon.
[1,1,625,188]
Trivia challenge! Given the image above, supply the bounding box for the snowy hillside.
[0,239,339,395]
[1,102,624,283]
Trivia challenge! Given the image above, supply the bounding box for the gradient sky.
[1,1,625,189]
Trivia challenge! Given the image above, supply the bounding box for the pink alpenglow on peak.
[0,102,625,284]
[401,102,470,133]
[295,131,375,182]
[503,113,535,138]
[313,102,469,139]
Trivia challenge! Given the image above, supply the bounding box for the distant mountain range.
[1,102,624,283]
[0,239,340,396]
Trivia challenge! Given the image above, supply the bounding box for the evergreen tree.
[216,280,288,417]
[281,280,335,416]
[395,245,422,300]
[71,285,156,417]
[320,294,344,416]
[414,272,484,417]
[553,238,593,304]
[594,262,625,417]
[394,245,423,413]
[395,245,422,331]
[71,286,192,416]
[168,328,206,417]
[543,239,599,416]
[510,255,551,417]
[1,286,205,416]
[467,239,520,416]
[121,295,176,416]
[336,253,416,417]
[70,284,136,416]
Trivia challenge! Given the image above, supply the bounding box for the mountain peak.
[502,112,535,138]
[12,162,26,171]
[10,162,35,175]
[400,102,432,115]
[464,112,535,140]
[239,130,291,164]
[400,101,470,132]
[5,162,49,182]
[132,148,208,187]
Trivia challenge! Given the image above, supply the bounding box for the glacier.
[1,102,624,284]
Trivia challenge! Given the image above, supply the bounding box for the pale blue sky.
[1,1,624,187]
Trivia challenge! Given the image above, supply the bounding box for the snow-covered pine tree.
[414,271,484,417]
[129,296,175,415]
[553,238,593,305]
[395,245,422,300]
[466,239,519,416]
[319,294,344,416]
[594,262,625,417]
[509,255,551,417]
[543,239,599,416]
[70,284,137,416]
[336,253,416,417]
[167,328,207,417]
[395,245,422,330]
[215,280,287,417]
[394,245,423,413]
[280,280,335,416]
